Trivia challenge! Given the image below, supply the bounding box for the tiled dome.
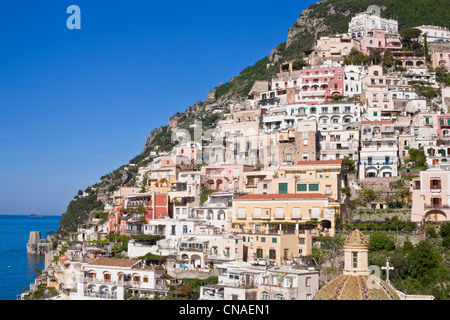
[344,229,370,247]
[313,274,400,300]
[314,229,400,300]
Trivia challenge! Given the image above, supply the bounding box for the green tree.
[361,188,377,202]
[369,233,395,252]
[407,148,427,167]
[382,49,394,68]
[292,59,308,70]
[407,240,442,282]
[439,222,450,248]
[342,156,355,173]
[399,28,422,51]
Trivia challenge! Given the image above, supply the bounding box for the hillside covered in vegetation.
[55,0,450,236]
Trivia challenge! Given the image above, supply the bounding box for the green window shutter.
[261,237,266,243]
[440,119,445,125]
[256,248,263,258]
[278,183,288,194]
[269,249,276,259]
[297,184,307,191]
[309,184,319,191]
[272,237,277,243]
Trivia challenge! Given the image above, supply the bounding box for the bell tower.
[343,229,370,276]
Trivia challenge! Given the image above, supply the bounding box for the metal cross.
[382,260,394,284]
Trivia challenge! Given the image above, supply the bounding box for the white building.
[199,261,319,300]
[71,257,167,300]
[312,102,361,131]
[318,129,360,161]
[344,65,365,97]
[348,5,398,38]
[415,25,450,43]
[359,121,399,179]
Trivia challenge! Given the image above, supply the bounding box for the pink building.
[438,115,450,137]
[298,66,345,105]
[202,164,254,191]
[360,29,402,55]
[174,142,200,163]
[431,50,450,70]
[364,66,394,113]
[410,168,450,222]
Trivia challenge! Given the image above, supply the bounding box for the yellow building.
[146,155,183,193]
[231,193,340,265]
[274,160,345,202]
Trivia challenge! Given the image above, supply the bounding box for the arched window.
[275,294,285,300]
[261,292,270,300]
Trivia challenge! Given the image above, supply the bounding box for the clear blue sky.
[0,0,315,215]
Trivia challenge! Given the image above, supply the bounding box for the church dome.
[313,274,401,300]
[314,229,400,300]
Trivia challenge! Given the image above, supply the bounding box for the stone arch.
[181,253,189,260]
[321,219,332,230]
[99,285,110,296]
[330,115,341,124]
[365,166,378,178]
[343,115,353,123]
[261,291,270,300]
[275,293,285,300]
[379,166,393,177]
[206,180,215,190]
[218,209,226,220]
[425,210,448,222]
[190,254,202,266]
[319,115,329,124]
[86,284,97,295]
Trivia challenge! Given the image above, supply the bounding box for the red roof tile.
[87,257,141,268]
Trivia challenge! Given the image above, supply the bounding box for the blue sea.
[0,214,61,300]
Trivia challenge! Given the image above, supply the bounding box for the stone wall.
[167,267,219,279]
[26,231,52,255]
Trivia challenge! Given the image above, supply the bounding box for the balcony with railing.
[424,204,449,209]
[361,161,397,166]
[82,290,118,300]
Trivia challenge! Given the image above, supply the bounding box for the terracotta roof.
[87,257,141,268]
[293,160,343,166]
[233,193,330,201]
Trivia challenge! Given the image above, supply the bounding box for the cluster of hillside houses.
[24,5,449,301]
